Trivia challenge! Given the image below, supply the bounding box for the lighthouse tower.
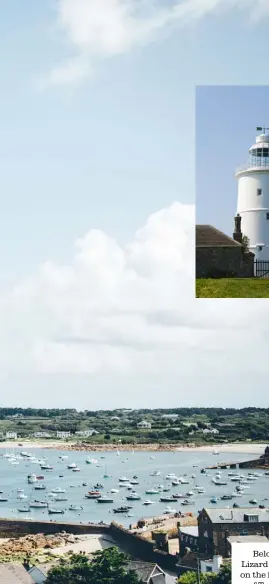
[235,128,269,261]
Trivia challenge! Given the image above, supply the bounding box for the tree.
[178,564,231,584]
[46,547,142,584]
[242,234,250,253]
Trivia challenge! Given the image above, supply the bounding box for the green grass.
[196,278,269,298]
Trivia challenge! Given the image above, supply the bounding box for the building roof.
[0,563,33,584]
[179,526,199,537]
[127,561,164,582]
[227,535,269,544]
[196,225,242,248]
[202,507,269,523]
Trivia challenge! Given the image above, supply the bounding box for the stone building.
[196,215,254,278]
[198,507,269,557]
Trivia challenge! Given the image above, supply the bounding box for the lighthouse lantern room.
[235,127,269,261]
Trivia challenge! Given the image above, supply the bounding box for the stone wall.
[109,522,178,571]
[0,517,109,538]
[196,247,254,278]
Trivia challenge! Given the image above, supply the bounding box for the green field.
[196,278,269,298]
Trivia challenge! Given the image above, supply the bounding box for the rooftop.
[179,526,199,537]
[227,535,269,544]
[0,563,33,584]
[196,225,241,248]
[202,507,269,524]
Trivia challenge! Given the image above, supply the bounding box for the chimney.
[233,214,242,244]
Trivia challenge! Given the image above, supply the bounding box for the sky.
[196,85,269,235]
[2,0,269,409]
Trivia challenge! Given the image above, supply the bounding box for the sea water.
[0,448,266,527]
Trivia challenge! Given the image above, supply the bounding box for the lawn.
[196,278,269,298]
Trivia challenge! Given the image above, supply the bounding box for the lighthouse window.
[257,188,262,196]
[267,213,269,220]
[257,148,262,157]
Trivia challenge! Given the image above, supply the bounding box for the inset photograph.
[196,86,269,298]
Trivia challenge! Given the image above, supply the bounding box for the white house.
[5,431,17,439]
[202,428,219,435]
[56,431,71,439]
[137,420,151,429]
[200,555,223,575]
[33,432,52,438]
[75,430,98,437]
[162,414,179,421]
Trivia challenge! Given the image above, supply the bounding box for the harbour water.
[0,448,267,527]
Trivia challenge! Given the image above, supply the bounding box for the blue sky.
[2,1,269,408]
[196,85,269,235]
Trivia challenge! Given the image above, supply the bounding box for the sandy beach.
[0,440,266,455]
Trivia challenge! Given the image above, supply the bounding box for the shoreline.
[0,440,266,455]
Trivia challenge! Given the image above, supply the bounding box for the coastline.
[0,440,266,455]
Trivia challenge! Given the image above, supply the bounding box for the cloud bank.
[41,0,269,87]
[2,201,269,408]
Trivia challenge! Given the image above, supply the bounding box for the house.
[226,534,268,557]
[137,420,152,429]
[200,555,223,574]
[0,562,33,583]
[196,216,254,278]
[127,561,176,583]
[179,525,199,554]
[56,431,71,439]
[202,428,219,435]
[75,430,98,437]
[198,507,269,557]
[32,432,52,439]
[162,414,179,421]
[5,431,18,439]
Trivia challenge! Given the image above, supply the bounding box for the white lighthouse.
[235,128,269,261]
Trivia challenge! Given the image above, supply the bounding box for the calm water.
[0,448,267,527]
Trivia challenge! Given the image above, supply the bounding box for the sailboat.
[117,449,120,456]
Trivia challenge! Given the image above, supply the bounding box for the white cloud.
[2,200,269,408]
[42,0,269,87]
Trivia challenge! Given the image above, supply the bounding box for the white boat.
[17,494,28,500]
[53,496,68,502]
[27,474,37,484]
[186,490,194,496]
[143,500,154,505]
[212,450,219,455]
[126,493,141,501]
[69,505,83,511]
[164,506,176,514]
[165,473,177,480]
[180,478,189,484]
[67,463,77,469]
[150,471,161,476]
[72,467,81,472]
[110,489,119,493]
[171,479,181,486]
[97,496,114,503]
[18,506,31,512]
[118,477,129,482]
[145,488,159,495]
[30,502,48,508]
[51,487,66,494]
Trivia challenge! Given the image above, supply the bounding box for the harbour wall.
[0,517,109,538]
[0,517,178,572]
[109,522,178,571]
